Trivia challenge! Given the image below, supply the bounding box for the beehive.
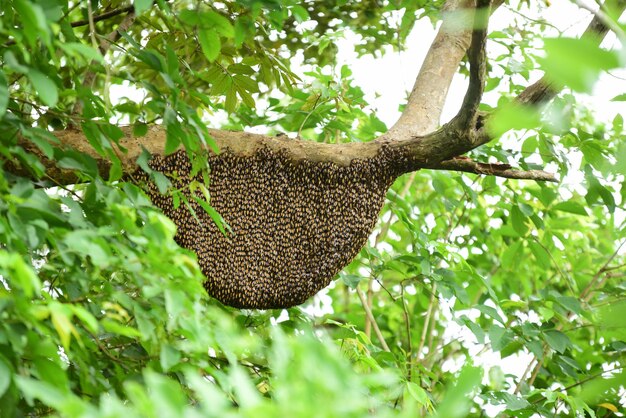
[137,145,408,309]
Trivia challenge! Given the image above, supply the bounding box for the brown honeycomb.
[135,146,407,309]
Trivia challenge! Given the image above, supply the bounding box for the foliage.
[0,0,625,417]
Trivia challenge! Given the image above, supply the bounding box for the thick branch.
[516,0,626,106]
[5,115,554,184]
[70,6,135,28]
[389,0,474,137]
[8,126,382,184]
[7,122,537,184]
[430,157,558,182]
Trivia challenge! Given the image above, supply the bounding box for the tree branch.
[70,6,135,28]
[388,0,474,137]
[357,287,391,352]
[430,157,558,182]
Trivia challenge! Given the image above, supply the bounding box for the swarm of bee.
[137,146,408,309]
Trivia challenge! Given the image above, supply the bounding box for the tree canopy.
[1,0,626,417]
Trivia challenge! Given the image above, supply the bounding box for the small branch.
[70,6,135,28]
[580,239,625,302]
[389,0,474,137]
[357,287,391,352]
[514,357,537,394]
[416,283,437,359]
[429,157,558,182]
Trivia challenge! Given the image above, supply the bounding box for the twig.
[357,287,391,352]
[400,282,413,382]
[429,157,558,182]
[416,283,438,359]
[527,358,544,388]
[580,239,625,301]
[297,94,324,138]
[365,278,373,339]
[87,1,99,49]
[1,6,135,48]
[71,6,135,28]
[514,357,537,394]
[72,10,137,117]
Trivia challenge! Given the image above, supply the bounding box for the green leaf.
[510,205,528,236]
[49,302,79,350]
[0,71,8,117]
[20,127,57,158]
[192,195,231,237]
[494,392,530,411]
[291,5,310,23]
[33,357,68,389]
[340,273,361,289]
[540,37,620,92]
[488,324,511,352]
[134,0,153,15]
[577,370,626,404]
[434,364,483,418]
[134,123,149,137]
[500,240,523,270]
[160,344,181,372]
[528,240,551,269]
[224,84,237,113]
[101,319,143,338]
[405,382,431,408]
[202,11,234,38]
[544,330,570,353]
[0,252,41,297]
[488,102,541,137]
[13,0,50,47]
[552,201,588,216]
[14,376,66,408]
[152,172,171,194]
[0,354,11,397]
[70,306,99,334]
[555,296,581,315]
[28,70,58,107]
[476,305,505,325]
[59,43,104,64]
[198,29,221,62]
